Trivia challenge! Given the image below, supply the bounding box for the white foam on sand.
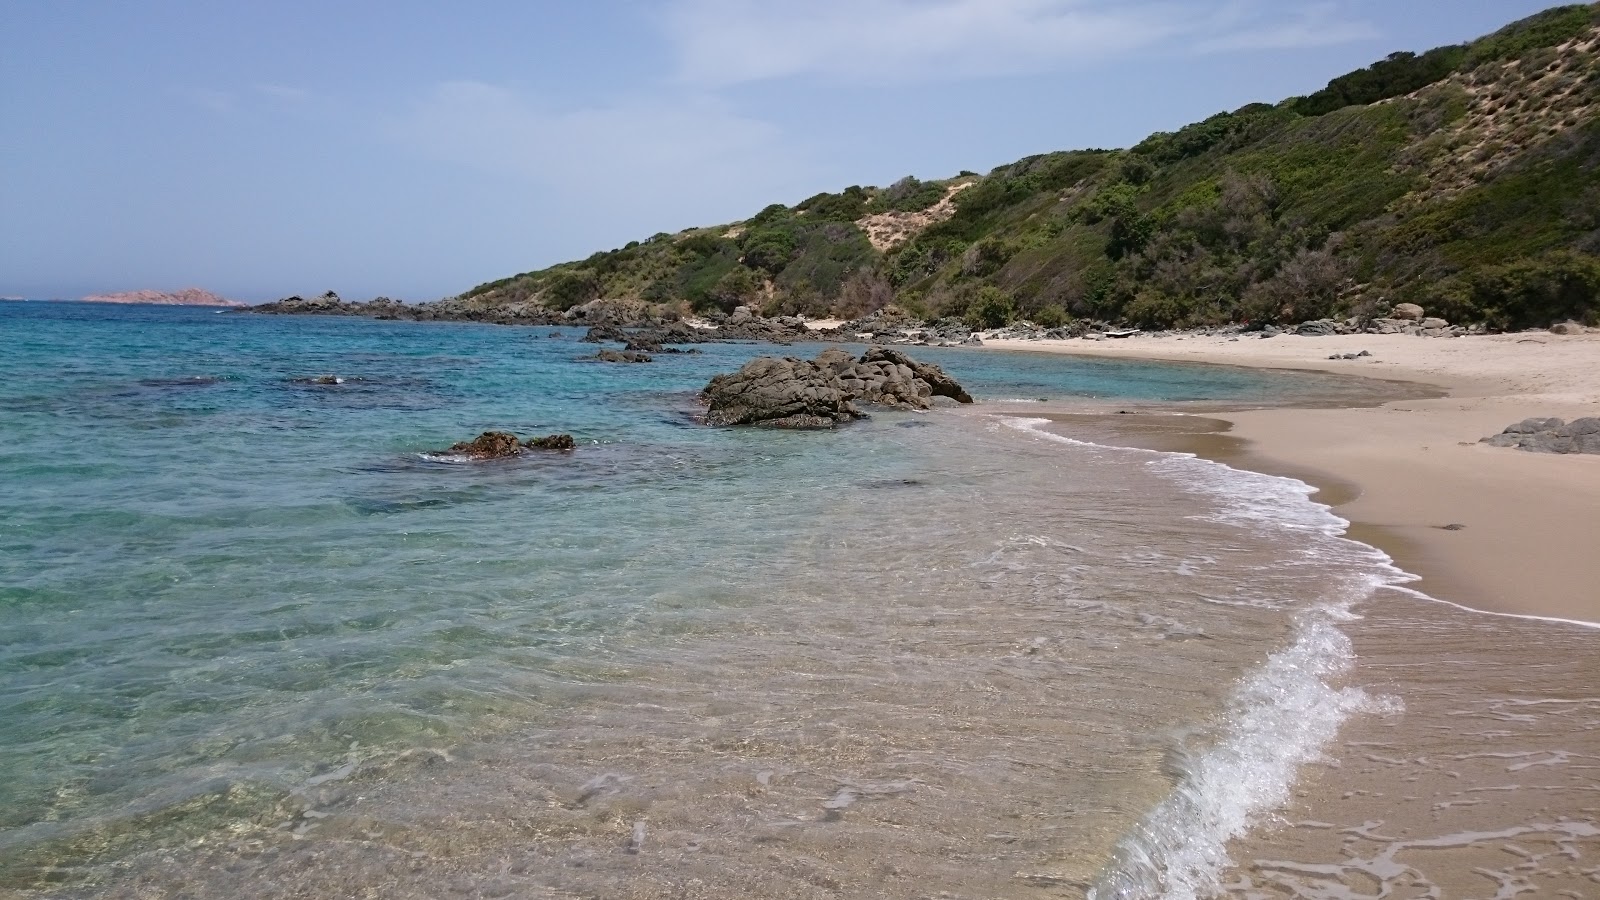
[1000,416,1413,899]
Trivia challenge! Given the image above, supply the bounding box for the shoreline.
[980,331,1600,627]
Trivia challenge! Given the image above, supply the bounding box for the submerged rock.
[595,349,652,363]
[526,434,576,451]
[1480,417,1600,454]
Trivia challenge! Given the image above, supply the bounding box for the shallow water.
[1,303,1590,898]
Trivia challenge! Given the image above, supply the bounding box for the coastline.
[981,331,1600,627]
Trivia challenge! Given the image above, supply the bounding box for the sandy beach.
[983,330,1600,627]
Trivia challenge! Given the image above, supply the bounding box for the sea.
[2,301,1596,899]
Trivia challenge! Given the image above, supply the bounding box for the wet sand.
[984,330,1600,627]
[980,330,1600,897]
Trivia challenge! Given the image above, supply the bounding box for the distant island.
[79,288,244,307]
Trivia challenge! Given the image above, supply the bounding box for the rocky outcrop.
[860,346,975,404]
[559,298,657,326]
[1480,417,1600,454]
[442,432,578,458]
[702,357,862,428]
[701,347,973,428]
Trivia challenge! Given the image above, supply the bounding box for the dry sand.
[983,330,1600,627]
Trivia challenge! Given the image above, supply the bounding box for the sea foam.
[1001,416,1409,898]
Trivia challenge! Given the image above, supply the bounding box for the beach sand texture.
[986,330,1600,626]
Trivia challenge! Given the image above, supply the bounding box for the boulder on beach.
[1480,417,1600,454]
[1390,303,1426,321]
[701,347,973,428]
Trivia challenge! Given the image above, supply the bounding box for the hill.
[79,288,243,307]
[456,4,1600,332]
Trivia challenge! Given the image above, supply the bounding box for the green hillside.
[463,4,1600,331]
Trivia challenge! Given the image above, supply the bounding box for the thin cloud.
[1196,3,1379,52]
[662,0,1381,85]
[389,81,820,225]
[663,0,1188,86]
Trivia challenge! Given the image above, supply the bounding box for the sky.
[0,0,1570,302]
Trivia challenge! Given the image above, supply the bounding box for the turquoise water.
[1,302,1408,896]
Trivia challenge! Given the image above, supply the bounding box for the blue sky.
[1,1,1566,301]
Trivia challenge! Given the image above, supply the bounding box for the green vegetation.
[459,4,1600,329]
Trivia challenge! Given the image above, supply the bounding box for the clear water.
[0,303,1420,896]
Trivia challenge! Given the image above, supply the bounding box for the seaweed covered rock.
[446,431,526,459]
[526,434,576,451]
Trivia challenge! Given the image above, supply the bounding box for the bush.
[540,268,601,310]
[965,286,1015,329]
[1429,251,1600,329]
[796,186,869,221]
[1032,304,1071,328]
[881,176,947,212]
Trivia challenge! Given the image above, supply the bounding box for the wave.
[999,416,1412,898]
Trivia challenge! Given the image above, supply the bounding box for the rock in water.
[858,346,974,404]
[702,356,864,428]
[595,349,652,363]
[446,432,526,459]
[526,434,576,451]
[701,347,974,428]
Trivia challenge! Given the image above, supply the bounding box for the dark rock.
[291,374,345,385]
[701,356,863,428]
[446,431,525,459]
[624,338,662,352]
[700,347,974,428]
[1297,320,1337,336]
[525,434,576,451]
[582,325,629,344]
[1437,524,1467,531]
[595,349,652,363]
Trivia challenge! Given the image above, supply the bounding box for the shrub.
[965,286,1015,329]
[1429,251,1600,328]
[881,176,947,213]
[540,268,601,310]
[1032,304,1071,328]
